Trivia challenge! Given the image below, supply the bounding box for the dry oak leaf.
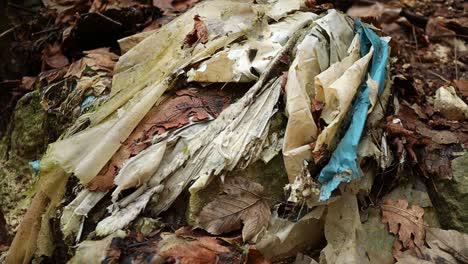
[381,199,426,258]
[197,177,271,242]
[160,236,230,264]
[42,43,69,69]
[184,15,208,47]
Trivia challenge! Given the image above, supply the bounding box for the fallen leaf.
[197,177,271,241]
[426,228,468,263]
[90,0,145,12]
[21,76,37,90]
[42,43,69,69]
[454,80,468,97]
[184,15,208,47]
[347,2,402,23]
[426,17,457,40]
[153,0,173,10]
[172,0,200,12]
[381,199,425,259]
[434,86,468,121]
[152,0,200,13]
[395,227,468,264]
[160,235,230,264]
[247,248,270,264]
[82,48,119,73]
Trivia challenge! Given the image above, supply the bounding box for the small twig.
[31,27,61,36]
[412,26,421,63]
[0,25,20,39]
[82,12,122,26]
[128,241,149,248]
[454,44,459,80]
[427,70,450,83]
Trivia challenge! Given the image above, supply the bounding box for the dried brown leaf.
[82,48,119,72]
[172,0,200,12]
[160,236,230,264]
[90,0,145,12]
[152,0,200,13]
[43,43,69,69]
[426,17,457,40]
[381,199,426,258]
[426,228,468,263]
[184,15,208,47]
[153,0,173,10]
[197,177,271,242]
[21,76,37,90]
[247,248,270,264]
[454,80,468,97]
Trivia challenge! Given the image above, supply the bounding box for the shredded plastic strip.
[318,20,390,200]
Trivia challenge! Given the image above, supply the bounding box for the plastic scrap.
[318,20,390,200]
[283,10,354,182]
[28,160,41,174]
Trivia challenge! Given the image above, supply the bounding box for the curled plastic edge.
[318,20,390,201]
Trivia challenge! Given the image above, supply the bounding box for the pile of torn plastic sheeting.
[7,0,466,263]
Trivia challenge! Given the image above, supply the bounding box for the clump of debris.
[0,0,466,263]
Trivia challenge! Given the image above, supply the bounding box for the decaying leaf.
[67,230,126,264]
[42,42,69,69]
[320,193,369,264]
[255,206,325,261]
[381,199,426,258]
[159,232,231,264]
[184,15,208,47]
[426,227,468,263]
[396,227,468,264]
[434,86,468,121]
[21,76,37,90]
[153,0,200,12]
[454,80,468,97]
[197,177,271,241]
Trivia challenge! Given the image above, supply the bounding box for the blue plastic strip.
[81,95,95,107]
[318,20,390,200]
[29,160,41,174]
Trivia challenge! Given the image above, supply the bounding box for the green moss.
[0,91,49,233]
[428,152,468,232]
[9,90,48,160]
[0,155,35,233]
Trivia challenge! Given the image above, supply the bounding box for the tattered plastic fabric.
[95,73,283,236]
[283,10,354,182]
[320,193,369,263]
[6,2,260,263]
[254,206,325,260]
[314,40,373,152]
[60,189,108,240]
[187,12,317,83]
[45,0,258,185]
[318,20,390,200]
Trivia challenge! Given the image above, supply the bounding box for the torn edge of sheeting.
[318,20,390,201]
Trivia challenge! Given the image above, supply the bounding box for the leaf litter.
[197,177,271,242]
